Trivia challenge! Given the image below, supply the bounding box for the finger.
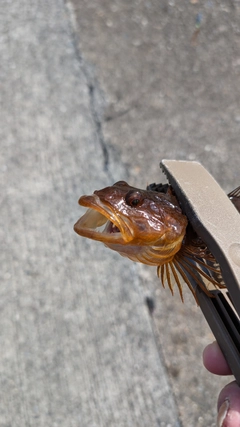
[202,341,232,375]
[217,381,240,427]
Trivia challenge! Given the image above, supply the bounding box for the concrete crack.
[88,83,109,173]
[64,0,112,178]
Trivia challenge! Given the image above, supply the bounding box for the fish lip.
[74,194,134,244]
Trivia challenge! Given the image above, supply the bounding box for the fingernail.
[217,398,230,427]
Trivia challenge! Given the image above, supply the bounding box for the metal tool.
[160,160,240,385]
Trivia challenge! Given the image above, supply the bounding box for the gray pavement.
[1,1,240,426]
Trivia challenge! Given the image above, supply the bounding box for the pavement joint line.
[64,0,113,180]
[88,82,110,175]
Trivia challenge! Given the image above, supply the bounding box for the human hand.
[203,341,240,427]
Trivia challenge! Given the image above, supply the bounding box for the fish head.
[74,181,188,265]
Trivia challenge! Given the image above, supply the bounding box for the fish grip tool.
[160,159,240,385]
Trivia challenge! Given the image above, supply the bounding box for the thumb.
[217,381,240,427]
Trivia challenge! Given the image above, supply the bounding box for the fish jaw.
[74,194,134,244]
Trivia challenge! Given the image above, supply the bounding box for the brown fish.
[74,181,240,302]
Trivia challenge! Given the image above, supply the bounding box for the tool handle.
[160,160,240,384]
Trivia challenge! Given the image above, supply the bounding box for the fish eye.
[125,190,143,208]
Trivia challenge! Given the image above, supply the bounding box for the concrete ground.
[1,1,240,426]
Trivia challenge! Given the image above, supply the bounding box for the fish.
[74,181,240,302]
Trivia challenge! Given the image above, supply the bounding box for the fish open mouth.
[74,194,133,244]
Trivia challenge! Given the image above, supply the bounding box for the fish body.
[74,181,240,302]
